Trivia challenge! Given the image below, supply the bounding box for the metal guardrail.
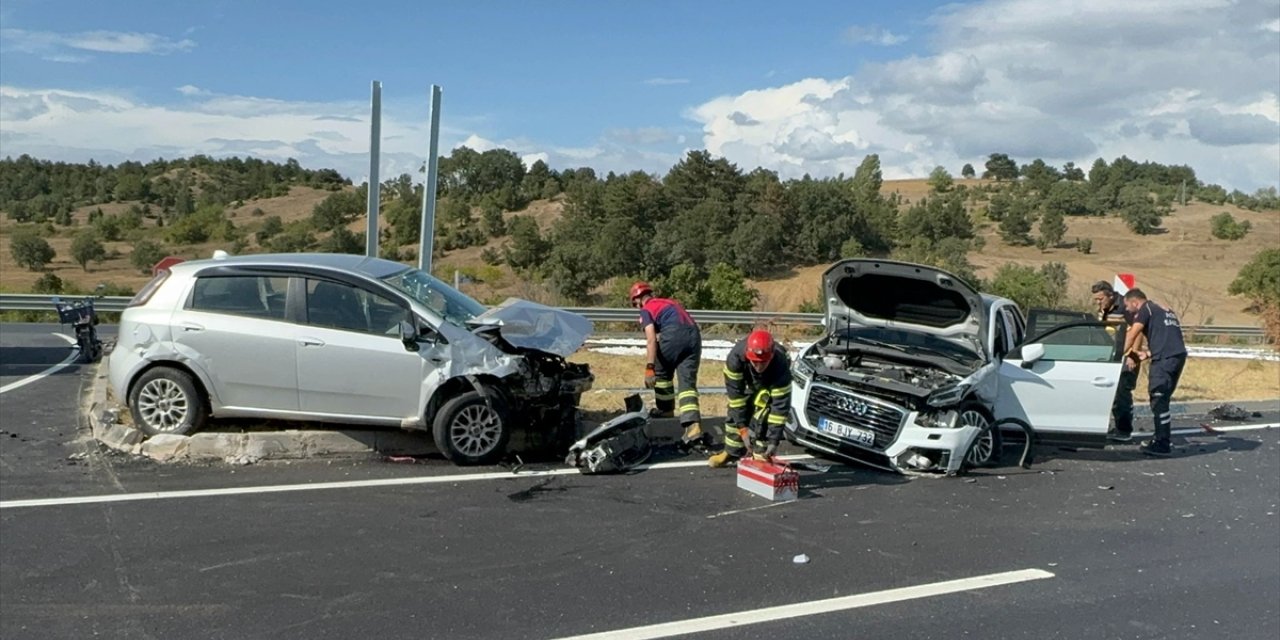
[0,293,1269,342]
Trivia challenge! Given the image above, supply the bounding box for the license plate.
[818,416,876,446]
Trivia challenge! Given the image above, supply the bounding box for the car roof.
[981,293,1017,310]
[168,252,411,279]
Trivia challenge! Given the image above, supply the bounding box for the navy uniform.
[635,292,702,428]
[1100,291,1138,441]
[1128,295,1187,455]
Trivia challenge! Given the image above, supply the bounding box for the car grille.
[805,385,906,451]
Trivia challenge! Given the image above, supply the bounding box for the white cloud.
[643,77,690,86]
[842,25,908,46]
[175,84,210,97]
[0,28,195,59]
[689,0,1280,190]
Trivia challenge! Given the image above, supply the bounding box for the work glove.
[753,441,779,462]
[644,364,657,389]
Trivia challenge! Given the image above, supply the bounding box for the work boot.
[681,423,707,446]
[648,408,674,420]
[708,451,737,468]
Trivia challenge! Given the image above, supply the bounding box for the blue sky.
[2,0,1278,190]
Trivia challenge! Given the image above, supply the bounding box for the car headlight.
[916,409,959,429]
[926,384,967,408]
[792,357,815,387]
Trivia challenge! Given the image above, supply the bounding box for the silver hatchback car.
[109,253,594,465]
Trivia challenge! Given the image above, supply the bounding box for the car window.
[305,279,404,335]
[1018,322,1120,363]
[993,311,1011,359]
[189,276,288,319]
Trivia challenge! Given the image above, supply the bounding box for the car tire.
[959,404,1002,469]
[432,390,511,466]
[129,367,207,437]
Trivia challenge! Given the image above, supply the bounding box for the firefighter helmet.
[745,330,775,363]
[629,281,654,301]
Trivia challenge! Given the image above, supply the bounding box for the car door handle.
[1092,377,1115,388]
[180,322,204,332]
[297,337,325,347]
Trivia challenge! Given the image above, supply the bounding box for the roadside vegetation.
[2,150,1277,332]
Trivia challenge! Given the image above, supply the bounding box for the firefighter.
[630,282,704,446]
[1091,281,1139,442]
[709,329,793,468]
[1122,289,1188,457]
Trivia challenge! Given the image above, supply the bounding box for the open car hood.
[822,259,986,347]
[468,298,594,357]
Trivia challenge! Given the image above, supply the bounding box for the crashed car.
[786,259,1124,474]
[108,252,593,465]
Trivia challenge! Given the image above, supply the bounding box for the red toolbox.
[736,458,800,501]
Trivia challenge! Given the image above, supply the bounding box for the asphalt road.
[1,323,1278,639]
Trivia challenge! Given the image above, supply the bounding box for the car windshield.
[380,267,487,327]
[831,326,981,367]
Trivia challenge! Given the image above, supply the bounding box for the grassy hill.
[2,178,1275,326]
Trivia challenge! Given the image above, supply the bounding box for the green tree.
[94,214,124,241]
[1228,248,1280,308]
[1037,209,1067,249]
[983,153,1019,181]
[705,263,759,311]
[31,272,64,294]
[927,166,954,193]
[129,239,168,274]
[318,227,364,254]
[1020,159,1061,193]
[1210,212,1252,240]
[311,190,364,230]
[1062,162,1085,181]
[899,194,974,245]
[961,163,976,179]
[1043,181,1091,217]
[480,204,506,238]
[71,230,107,271]
[256,215,284,244]
[10,231,56,271]
[1118,186,1162,235]
[999,202,1034,245]
[986,262,1070,310]
[504,215,549,272]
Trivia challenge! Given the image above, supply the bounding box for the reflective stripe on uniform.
[727,397,748,408]
[769,386,791,399]
[722,367,743,381]
[767,413,787,425]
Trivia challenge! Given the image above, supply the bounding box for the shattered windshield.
[380,267,487,327]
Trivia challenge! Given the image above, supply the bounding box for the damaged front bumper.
[784,380,982,475]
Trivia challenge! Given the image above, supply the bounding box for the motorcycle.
[52,285,104,364]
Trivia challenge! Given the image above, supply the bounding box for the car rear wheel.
[432,390,510,466]
[960,405,1001,468]
[130,367,207,436]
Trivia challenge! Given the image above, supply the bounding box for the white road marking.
[706,500,795,519]
[1170,423,1278,436]
[0,454,815,510]
[0,333,78,395]
[549,568,1056,640]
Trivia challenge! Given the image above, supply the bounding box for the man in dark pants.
[1122,289,1188,457]
[1092,281,1139,442]
[710,329,792,468]
[630,282,704,446]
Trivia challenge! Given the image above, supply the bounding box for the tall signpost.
[418,85,443,273]
[366,81,382,258]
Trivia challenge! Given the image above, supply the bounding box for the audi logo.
[836,396,871,416]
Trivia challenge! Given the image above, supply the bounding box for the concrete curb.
[86,358,434,464]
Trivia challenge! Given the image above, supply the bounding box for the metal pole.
[366,80,382,257]
[418,85,442,273]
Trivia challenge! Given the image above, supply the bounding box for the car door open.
[995,321,1124,447]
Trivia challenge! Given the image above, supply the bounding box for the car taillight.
[128,270,171,308]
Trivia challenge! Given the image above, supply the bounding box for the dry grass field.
[2,179,1275,328]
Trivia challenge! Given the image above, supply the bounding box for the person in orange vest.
[709,329,792,468]
[629,282,704,447]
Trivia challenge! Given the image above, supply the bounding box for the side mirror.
[1019,343,1046,368]
[399,320,419,351]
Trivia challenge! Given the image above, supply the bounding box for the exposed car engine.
[800,340,964,410]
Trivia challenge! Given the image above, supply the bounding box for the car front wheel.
[960,405,1002,469]
[130,367,207,436]
[432,390,511,466]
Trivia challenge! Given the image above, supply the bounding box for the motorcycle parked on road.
[52,285,104,363]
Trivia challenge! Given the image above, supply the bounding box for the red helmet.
[629,281,653,301]
[745,330,775,363]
